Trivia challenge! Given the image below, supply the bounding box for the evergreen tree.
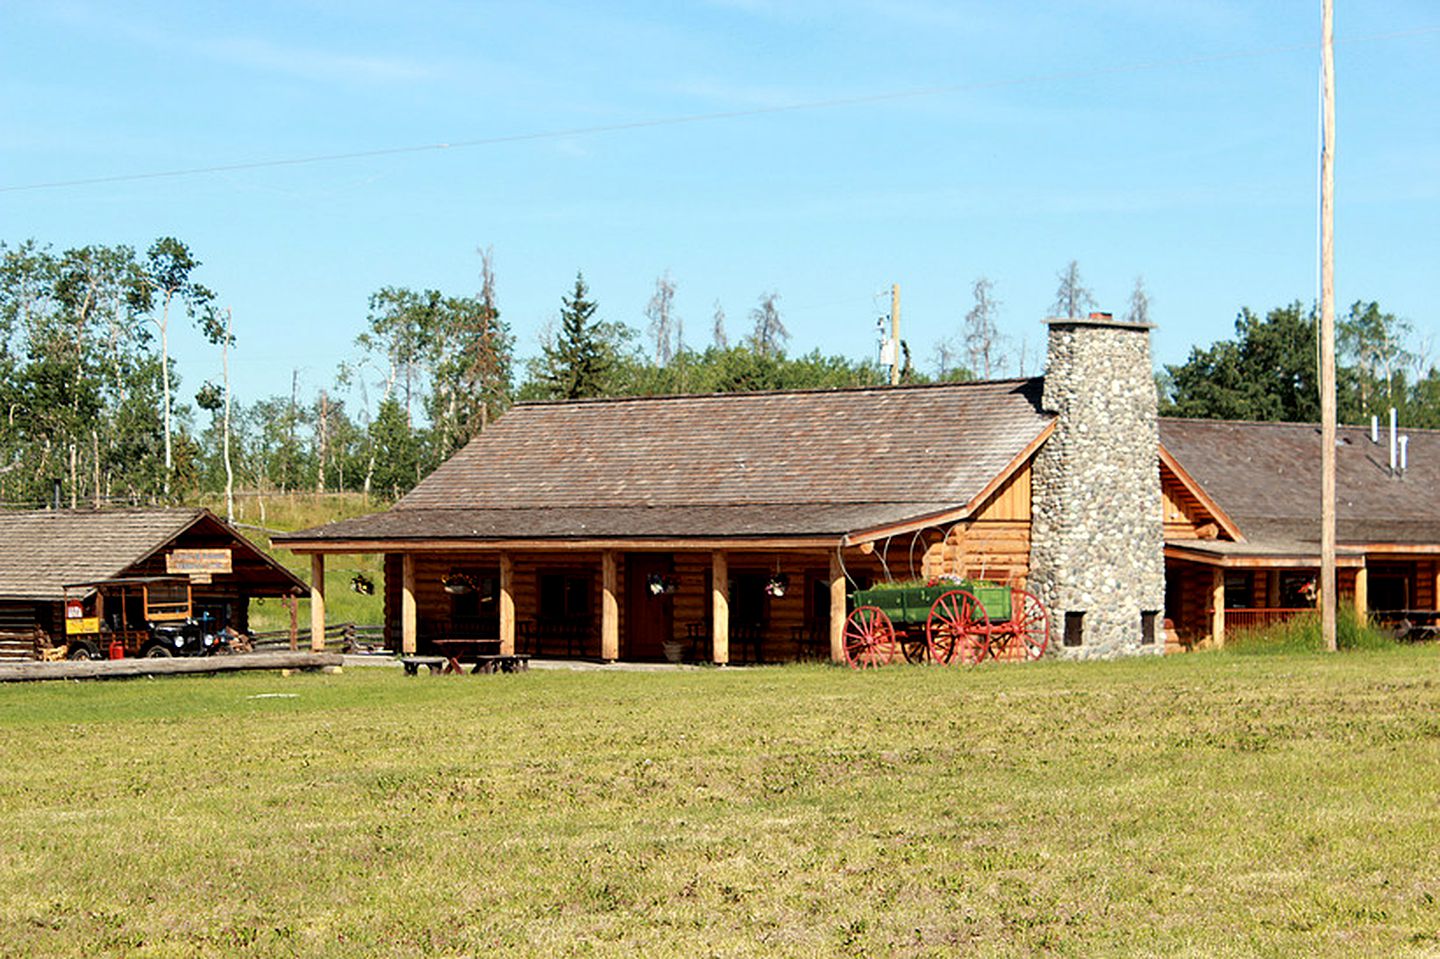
[1163,302,1358,423]
[538,272,610,399]
[366,396,420,499]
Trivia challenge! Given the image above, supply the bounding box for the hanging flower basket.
[350,573,375,596]
[647,573,679,597]
[441,571,475,595]
[765,573,789,598]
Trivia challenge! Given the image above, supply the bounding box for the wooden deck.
[0,650,343,683]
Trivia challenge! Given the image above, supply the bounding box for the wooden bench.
[469,655,530,674]
[400,656,450,676]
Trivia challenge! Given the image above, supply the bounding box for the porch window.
[1368,563,1411,611]
[1223,572,1254,609]
[1279,572,1319,608]
[451,571,499,635]
[729,573,768,629]
[539,572,591,621]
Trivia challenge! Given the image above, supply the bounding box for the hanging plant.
[350,573,375,596]
[441,571,475,595]
[765,573,789,598]
[647,572,678,597]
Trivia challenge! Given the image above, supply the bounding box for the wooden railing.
[1218,608,1314,630]
[250,623,385,652]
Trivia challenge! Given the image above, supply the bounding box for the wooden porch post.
[1266,570,1281,609]
[310,554,326,652]
[1210,566,1225,649]
[829,551,846,664]
[1354,564,1368,626]
[601,550,619,661]
[401,553,417,655]
[499,552,516,656]
[711,550,730,665]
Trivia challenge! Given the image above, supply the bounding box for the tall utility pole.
[1320,0,1338,652]
[222,308,234,525]
[889,284,901,385]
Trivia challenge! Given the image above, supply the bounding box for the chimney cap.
[1043,315,1154,331]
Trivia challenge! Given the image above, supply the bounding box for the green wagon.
[843,580,1049,667]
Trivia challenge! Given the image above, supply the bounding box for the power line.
[2,25,1436,195]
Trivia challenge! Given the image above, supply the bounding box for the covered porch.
[292,540,866,665]
[1164,540,1371,649]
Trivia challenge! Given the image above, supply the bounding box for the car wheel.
[67,642,100,661]
[142,644,174,658]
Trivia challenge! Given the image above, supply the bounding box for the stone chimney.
[1029,313,1164,658]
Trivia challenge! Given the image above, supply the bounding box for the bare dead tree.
[712,300,728,349]
[645,271,677,366]
[1051,260,1097,319]
[749,291,788,357]
[931,334,963,379]
[1124,276,1151,325]
[963,277,1006,378]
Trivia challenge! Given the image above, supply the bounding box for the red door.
[624,554,675,661]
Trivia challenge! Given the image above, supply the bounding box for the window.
[451,573,498,619]
[729,573,768,628]
[1140,610,1158,645]
[1223,572,1254,609]
[1279,572,1318,608]
[1064,611,1084,647]
[539,573,591,621]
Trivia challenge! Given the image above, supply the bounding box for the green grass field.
[2,648,1438,957]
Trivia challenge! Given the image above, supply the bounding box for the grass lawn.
[1,648,1438,957]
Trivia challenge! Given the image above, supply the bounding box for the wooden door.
[624,554,675,660]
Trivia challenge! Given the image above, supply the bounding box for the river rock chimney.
[1029,313,1165,657]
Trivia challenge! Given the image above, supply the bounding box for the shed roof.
[1159,418,1440,550]
[279,378,1053,546]
[0,507,307,602]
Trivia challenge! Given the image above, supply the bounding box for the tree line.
[2,237,1430,508]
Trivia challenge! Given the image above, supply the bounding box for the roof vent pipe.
[1389,407,1398,474]
[51,477,61,510]
[1400,434,1409,474]
[1371,414,1379,444]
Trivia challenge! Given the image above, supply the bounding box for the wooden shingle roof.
[1159,418,1440,548]
[0,507,306,601]
[280,379,1053,545]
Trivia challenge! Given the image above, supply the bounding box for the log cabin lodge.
[0,507,307,660]
[275,316,1440,664]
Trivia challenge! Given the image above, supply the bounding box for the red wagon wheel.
[1010,588,1050,660]
[843,606,897,669]
[925,590,988,665]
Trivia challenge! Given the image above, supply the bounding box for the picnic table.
[1370,609,1440,642]
[403,633,532,671]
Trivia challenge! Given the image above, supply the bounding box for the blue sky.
[3,1,1438,409]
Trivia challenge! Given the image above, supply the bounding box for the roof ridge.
[513,376,1042,408]
[1161,415,1440,435]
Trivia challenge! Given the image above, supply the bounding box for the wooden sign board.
[188,572,213,585]
[166,548,232,575]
